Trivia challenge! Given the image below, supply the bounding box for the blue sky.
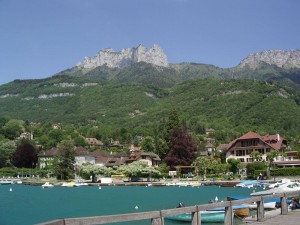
[0,0,299,85]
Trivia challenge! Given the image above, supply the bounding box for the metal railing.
[36,190,300,225]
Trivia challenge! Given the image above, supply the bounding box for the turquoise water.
[0,184,258,225]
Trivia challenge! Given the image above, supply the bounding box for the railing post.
[281,194,288,215]
[224,201,233,225]
[257,197,265,222]
[191,206,200,225]
[151,211,164,225]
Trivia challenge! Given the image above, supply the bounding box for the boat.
[42,182,54,188]
[74,182,88,187]
[0,179,13,185]
[268,178,291,189]
[208,205,250,218]
[165,210,225,223]
[250,181,300,196]
[236,180,264,188]
[227,195,291,209]
[61,181,75,187]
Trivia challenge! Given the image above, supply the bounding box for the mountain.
[239,49,300,69]
[77,44,169,69]
[1,46,300,139]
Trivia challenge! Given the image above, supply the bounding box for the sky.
[0,0,300,85]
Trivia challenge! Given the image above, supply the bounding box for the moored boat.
[165,210,225,223]
[42,182,54,188]
[250,181,300,196]
[208,205,250,218]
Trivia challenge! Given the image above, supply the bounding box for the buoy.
[135,206,139,210]
[215,196,218,202]
[98,186,101,189]
[9,188,12,192]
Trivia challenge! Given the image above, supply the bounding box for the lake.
[0,183,258,225]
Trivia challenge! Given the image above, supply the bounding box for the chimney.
[277,134,280,141]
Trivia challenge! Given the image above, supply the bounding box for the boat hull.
[165,211,225,223]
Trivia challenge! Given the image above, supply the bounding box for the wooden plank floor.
[244,209,300,224]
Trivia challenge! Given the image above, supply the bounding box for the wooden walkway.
[244,209,300,224]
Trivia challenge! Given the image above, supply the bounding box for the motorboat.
[42,182,54,188]
[236,180,261,188]
[227,195,291,209]
[61,181,75,187]
[268,178,291,189]
[74,182,88,187]
[165,210,226,223]
[251,181,300,196]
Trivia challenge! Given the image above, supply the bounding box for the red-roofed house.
[225,131,288,163]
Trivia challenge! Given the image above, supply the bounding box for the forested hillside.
[1,62,300,143]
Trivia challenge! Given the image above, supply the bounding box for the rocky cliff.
[239,49,300,69]
[77,44,169,69]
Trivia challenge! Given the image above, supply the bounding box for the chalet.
[91,150,128,167]
[225,131,288,163]
[86,138,103,147]
[126,152,161,167]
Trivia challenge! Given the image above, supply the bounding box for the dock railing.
[36,190,300,225]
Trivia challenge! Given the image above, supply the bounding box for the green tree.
[227,158,242,174]
[250,151,263,162]
[141,136,155,152]
[117,161,160,180]
[246,162,266,179]
[0,140,16,168]
[2,119,25,140]
[52,140,75,180]
[266,150,280,177]
[192,157,211,180]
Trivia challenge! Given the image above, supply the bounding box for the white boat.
[74,182,88,187]
[251,181,300,196]
[42,182,54,188]
[61,181,75,187]
[268,178,291,189]
[0,179,14,185]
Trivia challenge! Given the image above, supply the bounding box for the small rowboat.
[165,210,226,223]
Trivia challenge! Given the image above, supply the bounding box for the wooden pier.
[36,190,300,225]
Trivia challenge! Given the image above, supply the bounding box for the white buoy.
[135,206,139,210]
[9,188,12,192]
[215,196,218,202]
[99,186,101,189]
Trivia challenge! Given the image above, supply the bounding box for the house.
[38,147,60,169]
[91,149,128,167]
[86,138,103,147]
[205,143,216,154]
[126,152,161,167]
[225,131,288,163]
[19,132,33,140]
[38,147,96,169]
[205,128,215,135]
[74,147,95,165]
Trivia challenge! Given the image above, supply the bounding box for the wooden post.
[151,211,164,225]
[224,201,233,225]
[257,197,265,222]
[191,206,200,225]
[281,194,288,215]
